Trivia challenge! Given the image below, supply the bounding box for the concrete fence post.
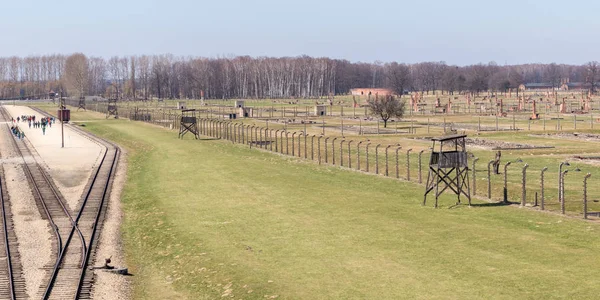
[406,149,413,181]
[366,143,371,172]
[318,136,323,164]
[561,170,569,214]
[332,138,338,165]
[395,146,402,179]
[325,137,330,163]
[503,162,513,203]
[385,145,392,176]
[540,167,548,210]
[291,132,297,156]
[357,141,364,171]
[286,131,290,155]
[250,126,255,148]
[472,158,479,196]
[375,144,381,174]
[348,140,353,168]
[487,160,494,199]
[311,135,315,161]
[418,149,425,184]
[340,140,345,166]
[584,173,592,219]
[522,164,529,206]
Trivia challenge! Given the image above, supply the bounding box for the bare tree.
[367,95,405,128]
[544,63,563,89]
[586,61,599,93]
[384,62,411,97]
[64,53,88,98]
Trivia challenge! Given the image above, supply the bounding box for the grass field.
[33,105,600,299]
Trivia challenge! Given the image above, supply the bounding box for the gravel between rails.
[2,105,131,299]
[91,148,131,300]
[0,118,52,299]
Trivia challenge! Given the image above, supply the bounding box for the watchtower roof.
[431,134,467,142]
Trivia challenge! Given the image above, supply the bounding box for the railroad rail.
[29,106,120,300]
[0,106,87,299]
[0,147,26,299]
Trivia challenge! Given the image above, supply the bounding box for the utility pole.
[60,96,65,148]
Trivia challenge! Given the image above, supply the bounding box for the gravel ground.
[2,105,130,299]
[91,148,131,300]
[4,106,104,212]
[0,120,52,299]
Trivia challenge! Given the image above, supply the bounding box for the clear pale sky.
[1,0,598,65]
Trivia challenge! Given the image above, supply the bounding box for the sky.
[1,0,599,65]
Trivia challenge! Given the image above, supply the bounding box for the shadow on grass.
[469,201,512,207]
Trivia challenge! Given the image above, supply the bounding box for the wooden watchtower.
[423,134,471,207]
[78,96,86,111]
[107,98,118,119]
[179,109,199,139]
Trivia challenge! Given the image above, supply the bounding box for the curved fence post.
[366,142,371,172]
[318,136,323,164]
[406,149,413,181]
[487,160,494,199]
[375,144,381,175]
[418,149,425,183]
[385,145,392,176]
[348,140,353,169]
[332,138,338,165]
[340,139,345,167]
[395,146,402,179]
[472,158,479,196]
[584,173,592,219]
[522,164,529,206]
[292,132,297,156]
[325,137,330,163]
[540,167,548,210]
[357,141,363,171]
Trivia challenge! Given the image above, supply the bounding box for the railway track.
[0,106,86,299]
[1,106,120,299]
[0,150,27,299]
[29,107,120,300]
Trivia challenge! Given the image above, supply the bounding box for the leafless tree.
[64,53,88,98]
[544,63,563,89]
[586,61,600,93]
[384,62,411,97]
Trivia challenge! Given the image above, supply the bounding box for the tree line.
[0,53,598,100]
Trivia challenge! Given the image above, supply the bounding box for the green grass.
[61,112,600,299]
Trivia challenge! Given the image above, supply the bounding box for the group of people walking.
[14,115,55,135]
[9,125,25,140]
